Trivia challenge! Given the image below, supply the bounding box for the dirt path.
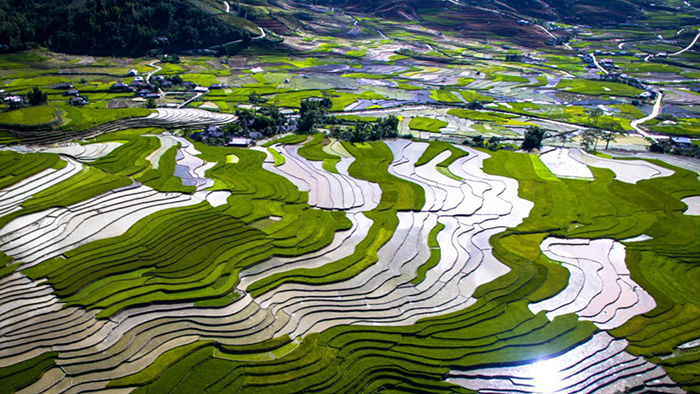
[630,92,664,141]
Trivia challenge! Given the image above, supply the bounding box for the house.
[638,91,656,100]
[145,93,160,99]
[130,80,145,88]
[111,81,130,91]
[671,137,692,146]
[127,69,139,76]
[3,95,23,104]
[63,89,79,96]
[69,96,89,106]
[205,125,224,138]
[193,86,209,93]
[210,83,222,89]
[154,75,165,82]
[161,80,173,88]
[133,76,144,83]
[139,89,152,96]
[155,36,169,45]
[600,59,615,68]
[249,131,263,140]
[228,137,252,147]
[56,82,74,90]
[182,81,196,89]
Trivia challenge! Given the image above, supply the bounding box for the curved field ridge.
[539,147,594,179]
[682,196,700,215]
[145,108,237,127]
[568,149,674,183]
[255,144,382,211]
[0,272,109,369]
[253,141,536,335]
[168,136,217,191]
[449,332,682,394]
[0,140,542,393]
[41,143,123,161]
[530,238,656,330]
[237,212,374,291]
[0,183,217,269]
[144,136,178,169]
[0,158,82,218]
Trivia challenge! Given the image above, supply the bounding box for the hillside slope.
[309,0,649,25]
[0,0,261,54]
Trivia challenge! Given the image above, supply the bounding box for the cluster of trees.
[191,105,291,145]
[599,73,646,91]
[466,135,503,151]
[231,106,289,137]
[0,0,247,53]
[329,116,400,143]
[296,97,400,143]
[298,98,333,133]
[649,140,700,158]
[26,87,47,106]
[521,125,548,151]
[580,127,625,151]
[581,108,627,151]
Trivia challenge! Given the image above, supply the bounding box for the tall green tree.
[521,125,548,151]
[26,87,47,106]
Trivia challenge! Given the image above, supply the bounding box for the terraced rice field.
[1,130,700,394]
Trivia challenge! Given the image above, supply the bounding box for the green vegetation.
[3,5,700,392]
[447,109,521,124]
[412,222,445,285]
[268,147,285,166]
[247,141,425,296]
[0,160,132,233]
[0,150,60,189]
[24,144,352,318]
[429,89,461,103]
[409,117,448,133]
[0,352,58,393]
[0,130,18,143]
[297,134,340,173]
[0,105,57,126]
[0,0,256,53]
[555,79,644,97]
[58,105,152,131]
[137,144,197,193]
[261,134,308,147]
[415,141,469,181]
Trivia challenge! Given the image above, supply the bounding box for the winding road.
[589,53,609,75]
[630,92,665,141]
[145,60,161,84]
[537,24,573,50]
[670,27,700,56]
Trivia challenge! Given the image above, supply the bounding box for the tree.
[586,108,603,128]
[557,132,569,147]
[581,129,603,151]
[27,87,47,106]
[649,141,667,153]
[298,98,333,134]
[248,91,261,105]
[521,126,548,151]
[146,98,157,108]
[602,124,625,150]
